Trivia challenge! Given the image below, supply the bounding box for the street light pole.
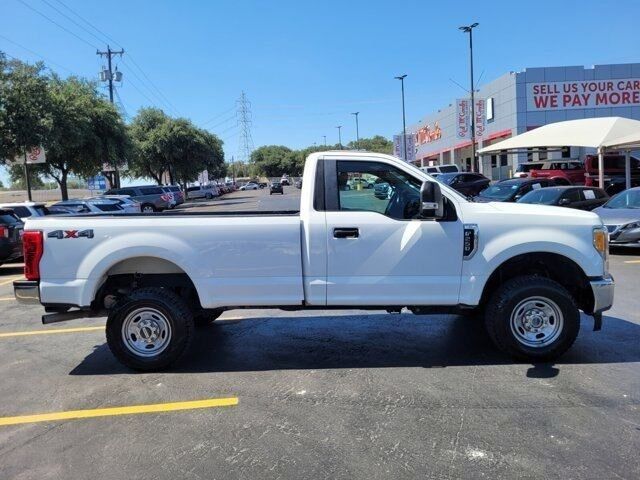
[351,112,360,149]
[323,135,327,147]
[394,75,407,161]
[336,126,342,149]
[459,23,479,172]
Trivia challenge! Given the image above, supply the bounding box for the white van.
[186,184,219,199]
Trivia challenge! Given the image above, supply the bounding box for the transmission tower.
[236,92,254,163]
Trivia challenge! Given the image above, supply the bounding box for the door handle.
[333,227,359,238]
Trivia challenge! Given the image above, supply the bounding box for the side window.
[562,190,581,203]
[336,161,421,220]
[140,187,162,195]
[119,189,136,197]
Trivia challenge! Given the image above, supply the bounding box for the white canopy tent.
[477,117,640,189]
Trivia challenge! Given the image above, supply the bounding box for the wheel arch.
[479,252,595,314]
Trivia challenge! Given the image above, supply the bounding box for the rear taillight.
[23,231,44,281]
[0,226,7,238]
[161,194,171,201]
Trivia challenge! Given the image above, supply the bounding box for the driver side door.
[324,158,464,306]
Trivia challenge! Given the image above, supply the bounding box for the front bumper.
[14,280,40,305]
[590,275,614,314]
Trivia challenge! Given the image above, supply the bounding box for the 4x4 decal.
[47,229,94,239]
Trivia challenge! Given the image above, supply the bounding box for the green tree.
[8,163,44,189]
[250,145,292,177]
[0,54,52,186]
[127,108,172,184]
[40,76,128,199]
[347,135,393,154]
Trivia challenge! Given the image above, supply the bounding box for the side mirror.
[420,181,444,219]
[559,198,571,206]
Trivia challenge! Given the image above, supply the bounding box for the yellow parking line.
[0,397,239,427]
[0,326,104,338]
[624,260,640,264]
[0,297,14,302]
[0,276,23,286]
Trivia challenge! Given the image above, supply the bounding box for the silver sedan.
[594,187,640,246]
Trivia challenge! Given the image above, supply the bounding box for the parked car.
[474,178,556,202]
[0,209,23,266]
[162,185,185,207]
[436,172,490,197]
[15,150,613,370]
[594,187,640,246]
[240,182,259,191]
[280,175,290,186]
[295,179,302,189]
[528,160,586,185]
[186,184,219,199]
[420,165,460,177]
[513,161,544,178]
[374,179,391,199]
[104,186,172,212]
[270,182,284,195]
[346,177,374,190]
[258,182,268,189]
[517,186,609,211]
[88,195,141,213]
[52,199,125,214]
[0,202,49,221]
[584,154,640,194]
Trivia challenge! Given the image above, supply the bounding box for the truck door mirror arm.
[420,181,444,219]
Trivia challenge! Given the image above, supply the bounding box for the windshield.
[517,189,562,204]
[436,173,458,185]
[479,183,519,200]
[604,189,640,209]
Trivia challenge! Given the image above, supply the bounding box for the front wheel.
[106,287,194,371]
[141,204,156,213]
[484,276,580,361]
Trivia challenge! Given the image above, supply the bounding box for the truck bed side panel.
[28,215,304,308]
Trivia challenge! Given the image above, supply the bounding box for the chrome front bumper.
[14,280,40,305]
[590,275,614,314]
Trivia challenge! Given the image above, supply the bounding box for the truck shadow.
[70,313,640,376]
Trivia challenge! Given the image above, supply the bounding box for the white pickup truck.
[14,151,614,371]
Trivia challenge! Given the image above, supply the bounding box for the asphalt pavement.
[0,186,638,479]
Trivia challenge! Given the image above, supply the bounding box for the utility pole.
[322,135,327,147]
[97,45,124,187]
[23,149,32,202]
[394,75,407,161]
[459,23,479,172]
[336,126,342,149]
[231,155,236,186]
[351,112,360,149]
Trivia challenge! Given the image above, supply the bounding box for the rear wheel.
[205,193,213,199]
[141,204,156,213]
[484,276,580,361]
[106,287,194,371]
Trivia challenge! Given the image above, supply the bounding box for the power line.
[119,58,177,115]
[206,113,237,130]
[201,106,236,126]
[51,0,122,48]
[15,0,99,49]
[125,55,180,115]
[39,0,106,46]
[0,34,76,74]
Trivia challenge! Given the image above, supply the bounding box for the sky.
[2,0,640,186]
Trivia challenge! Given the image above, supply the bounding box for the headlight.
[622,221,640,230]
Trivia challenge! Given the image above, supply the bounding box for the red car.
[528,160,586,185]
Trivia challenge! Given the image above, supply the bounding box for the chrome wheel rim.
[122,307,172,357]
[510,296,564,348]
[143,206,154,213]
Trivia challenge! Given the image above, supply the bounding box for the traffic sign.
[87,175,107,191]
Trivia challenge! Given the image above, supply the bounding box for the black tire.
[106,287,194,371]
[194,308,224,327]
[141,204,156,213]
[205,193,213,199]
[484,276,580,362]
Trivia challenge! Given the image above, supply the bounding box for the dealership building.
[402,62,640,179]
